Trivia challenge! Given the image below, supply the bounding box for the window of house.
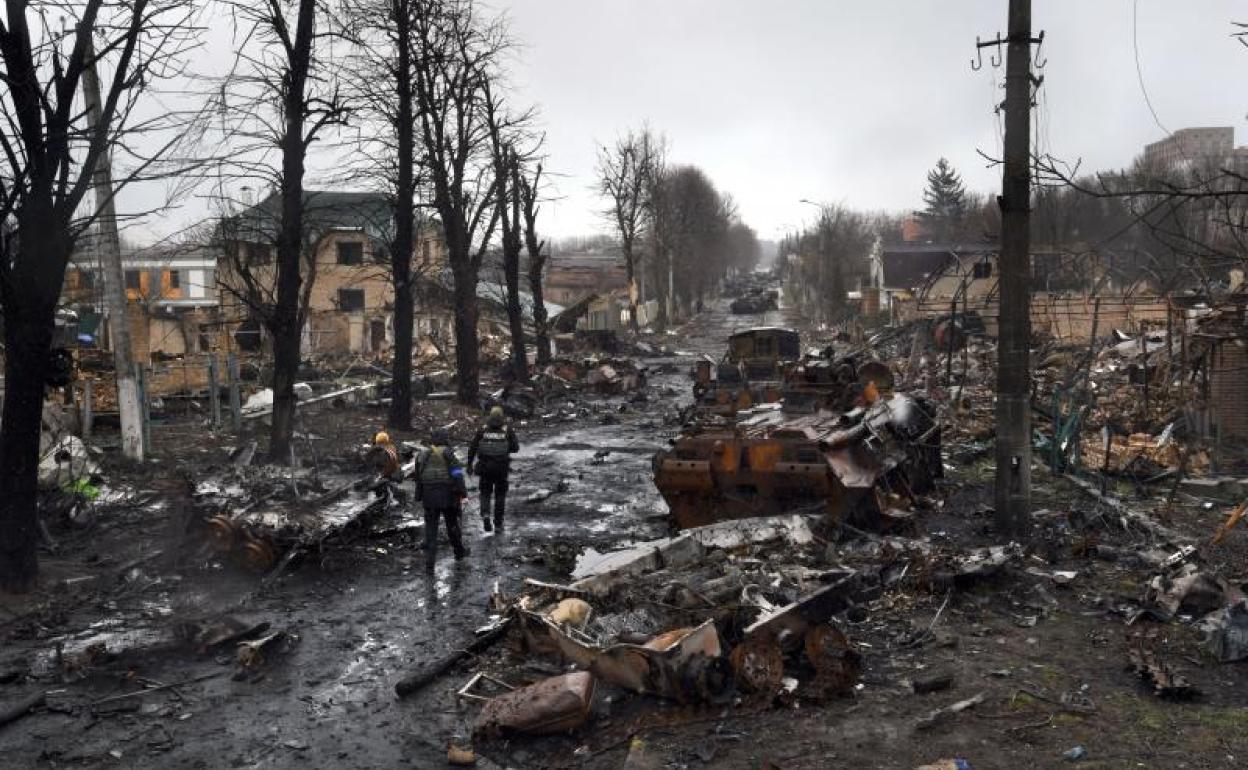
[79,270,95,290]
[245,242,271,265]
[338,288,365,311]
[972,260,993,279]
[168,270,181,289]
[337,241,363,265]
[124,270,141,290]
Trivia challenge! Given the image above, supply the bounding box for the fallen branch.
[0,690,46,729]
[91,672,222,706]
[395,619,512,698]
[1064,473,1180,541]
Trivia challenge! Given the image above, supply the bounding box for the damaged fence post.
[227,352,242,432]
[82,378,93,440]
[208,353,221,429]
[138,365,152,456]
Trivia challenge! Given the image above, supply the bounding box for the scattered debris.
[1196,599,1248,663]
[1127,633,1199,700]
[474,672,595,736]
[915,692,985,730]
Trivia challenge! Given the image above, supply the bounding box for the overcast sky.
[134,1,1248,245]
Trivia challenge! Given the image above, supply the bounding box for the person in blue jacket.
[413,427,469,572]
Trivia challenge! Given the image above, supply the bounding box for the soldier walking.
[467,406,520,533]
[413,428,469,571]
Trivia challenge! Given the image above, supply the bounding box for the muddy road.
[0,300,799,769]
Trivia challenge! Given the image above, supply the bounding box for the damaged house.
[216,190,449,358]
[64,240,225,359]
[907,246,1169,343]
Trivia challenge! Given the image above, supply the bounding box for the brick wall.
[1211,338,1248,440]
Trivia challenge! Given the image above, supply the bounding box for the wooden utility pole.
[994,0,1034,535]
[82,37,145,460]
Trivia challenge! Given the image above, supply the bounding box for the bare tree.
[410,0,507,405]
[516,159,551,366]
[650,164,733,321]
[0,1,201,591]
[484,80,539,382]
[220,0,348,461]
[342,0,426,429]
[597,127,660,333]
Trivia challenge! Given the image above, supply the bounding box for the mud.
[7,297,1247,769]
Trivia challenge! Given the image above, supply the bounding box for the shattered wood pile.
[655,391,942,530]
[533,357,648,398]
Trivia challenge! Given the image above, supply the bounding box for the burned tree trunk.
[503,236,527,381]
[387,5,417,430]
[451,253,482,405]
[266,0,315,463]
[527,259,550,366]
[494,150,527,383]
[386,59,416,429]
[518,161,550,366]
[390,246,415,428]
[0,229,61,591]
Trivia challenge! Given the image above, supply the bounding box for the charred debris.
[410,292,1248,766]
[10,278,1248,768]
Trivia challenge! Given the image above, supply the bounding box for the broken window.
[245,242,271,265]
[337,241,363,265]
[124,270,141,290]
[338,288,365,311]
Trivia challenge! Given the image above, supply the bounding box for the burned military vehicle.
[655,388,941,532]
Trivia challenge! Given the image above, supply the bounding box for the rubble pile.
[447,516,877,745]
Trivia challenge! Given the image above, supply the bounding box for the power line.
[1132,0,1170,138]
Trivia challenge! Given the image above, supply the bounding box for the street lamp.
[799,199,829,326]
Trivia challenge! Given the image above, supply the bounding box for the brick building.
[218,190,448,356]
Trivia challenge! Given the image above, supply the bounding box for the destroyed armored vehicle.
[191,451,413,573]
[730,289,779,315]
[691,329,882,418]
[692,328,799,416]
[655,391,941,531]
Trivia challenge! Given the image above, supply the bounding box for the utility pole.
[82,36,145,460]
[988,0,1037,536]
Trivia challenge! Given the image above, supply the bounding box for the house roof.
[879,242,997,290]
[227,190,440,244]
[549,252,626,271]
[477,281,566,321]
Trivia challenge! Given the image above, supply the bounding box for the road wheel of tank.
[804,625,862,699]
[729,636,784,697]
[204,514,237,553]
[236,533,277,572]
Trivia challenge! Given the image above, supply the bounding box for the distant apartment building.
[1142,126,1248,173]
